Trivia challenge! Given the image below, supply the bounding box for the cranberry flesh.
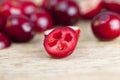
[78,0,103,19]
[41,0,80,25]
[91,11,120,41]
[44,27,78,58]
[4,15,34,42]
[0,0,23,20]
[103,0,120,14]
[0,32,11,49]
[19,1,37,17]
[30,10,54,32]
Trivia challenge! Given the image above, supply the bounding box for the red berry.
[42,0,80,25]
[91,11,120,41]
[103,0,120,14]
[0,0,23,20]
[78,0,103,19]
[44,27,79,58]
[0,32,11,49]
[4,15,35,42]
[19,1,37,17]
[0,15,5,31]
[30,10,54,32]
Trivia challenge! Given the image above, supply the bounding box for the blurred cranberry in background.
[19,0,37,17]
[30,9,54,32]
[0,32,11,49]
[0,0,24,20]
[4,15,35,42]
[103,0,120,14]
[41,0,80,25]
[78,0,103,19]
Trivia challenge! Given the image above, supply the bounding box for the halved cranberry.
[0,0,24,20]
[30,9,54,32]
[4,15,35,42]
[0,32,11,49]
[91,11,120,41]
[41,0,80,25]
[19,1,37,17]
[78,0,103,19]
[44,27,78,58]
[103,0,120,14]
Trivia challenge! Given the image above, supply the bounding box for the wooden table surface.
[0,0,120,80]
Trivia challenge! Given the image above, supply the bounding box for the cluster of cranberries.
[0,0,119,58]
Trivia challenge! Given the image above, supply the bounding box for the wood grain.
[0,0,120,80]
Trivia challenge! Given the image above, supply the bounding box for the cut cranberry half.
[103,0,120,14]
[4,15,35,42]
[19,1,37,17]
[78,0,103,19]
[91,11,120,41]
[0,32,11,49]
[44,27,78,58]
[41,0,80,25]
[30,10,54,32]
[44,26,80,38]
[0,0,24,20]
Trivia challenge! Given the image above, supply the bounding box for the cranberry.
[0,0,24,20]
[19,1,37,17]
[44,27,79,58]
[91,11,120,41]
[0,15,5,31]
[30,9,54,32]
[41,0,80,25]
[0,32,11,49]
[78,0,103,19]
[103,0,120,14]
[4,15,35,42]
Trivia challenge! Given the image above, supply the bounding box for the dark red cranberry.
[0,32,11,49]
[19,1,37,17]
[91,11,120,41]
[0,15,5,31]
[0,0,24,20]
[103,0,120,14]
[78,0,103,19]
[30,9,54,32]
[4,15,35,42]
[41,0,80,25]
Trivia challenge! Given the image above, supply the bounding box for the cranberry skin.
[0,0,24,20]
[4,15,34,42]
[91,11,120,41]
[78,0,103,19]
[42,0,80,25]
[103,0,120,14]
[0,32,11,49]
[0,15,5,31]
[19,1,37,17]
[30,10,54,32]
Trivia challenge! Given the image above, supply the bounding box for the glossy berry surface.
[91,11,120,41]
[30,10,54,32]
[0,32,11,49]
[78,0,103,19]
[44,27,78,58]
[0,0,23,20]
[42,0,80,25]
[19,1,37,17]
[103,0,120,14]
[4,15,34,42]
